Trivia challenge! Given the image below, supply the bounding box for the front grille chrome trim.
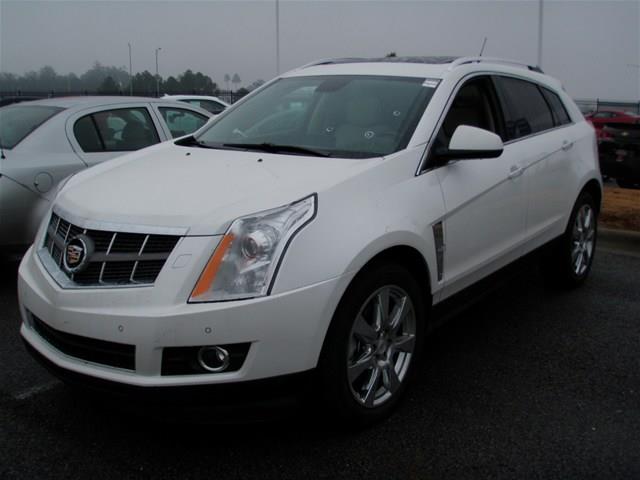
[38,211,183,290]
[51,205,189,237]
[38,248,154,290]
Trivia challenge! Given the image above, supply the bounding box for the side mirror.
[440,125,504,160]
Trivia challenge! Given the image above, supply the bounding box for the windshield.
[0,105,64,149]
[193,75,438,158]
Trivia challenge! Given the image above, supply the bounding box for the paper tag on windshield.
[422,79,439,88]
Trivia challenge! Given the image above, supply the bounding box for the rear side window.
[494,76,554,140]
[0,105,64,149]
[73,107,160,152]
[159,107,208,138]
[541,88,571,126]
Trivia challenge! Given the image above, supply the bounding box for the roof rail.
[449,57,544,74]
[297,58,342,69]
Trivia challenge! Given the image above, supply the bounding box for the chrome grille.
[43,212,180,287]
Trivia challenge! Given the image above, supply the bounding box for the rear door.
[493,76,575,248]
[66,103,165,168]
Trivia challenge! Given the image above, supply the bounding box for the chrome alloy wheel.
[347,285,416,408]
[572,204,596,276]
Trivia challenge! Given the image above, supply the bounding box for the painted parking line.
[13,380,60,401]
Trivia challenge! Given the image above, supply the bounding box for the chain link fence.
[574,99,640,115]
[0,90,248,104]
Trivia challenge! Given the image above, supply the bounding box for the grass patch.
[600,186,640,231]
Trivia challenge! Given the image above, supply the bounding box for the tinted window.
[430,76,503,160]
[541,88,571,126]
[159,107,208,137]
[0,105,64,149]
[73,107,160,152]
[440,78,501,139]
[73,115,102,152]
[495,76,554,140]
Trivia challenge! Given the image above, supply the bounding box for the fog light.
[197,346,230,372]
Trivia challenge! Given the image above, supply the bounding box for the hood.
[56,141,379,235]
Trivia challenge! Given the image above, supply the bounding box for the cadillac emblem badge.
[63,234,93,273]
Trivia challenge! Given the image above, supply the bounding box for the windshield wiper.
[174,135,221,149]
[223,142,331,157]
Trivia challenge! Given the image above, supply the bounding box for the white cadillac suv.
[18,57,601,425]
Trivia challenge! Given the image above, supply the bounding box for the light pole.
[155,47,162,97]
[537,0,544,69]
[275,0,280,75]
[128,42,133,96]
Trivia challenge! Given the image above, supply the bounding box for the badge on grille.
[63,235,93,274]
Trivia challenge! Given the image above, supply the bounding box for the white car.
[162,95,230,115]
[18,57,601,425]
[0,96,211,253]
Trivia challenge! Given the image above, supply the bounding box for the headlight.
[189,194,316,302]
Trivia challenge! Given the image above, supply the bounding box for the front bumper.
[18,243,351,388]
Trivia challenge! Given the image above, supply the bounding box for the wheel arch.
[580,178,602,213]
[355,245,433,304]
[317,242,433,370]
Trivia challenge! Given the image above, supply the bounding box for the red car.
[585,110,639,140]
[585,109,639,127]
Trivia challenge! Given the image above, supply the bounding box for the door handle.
[562,140,574,151]
[508,165,524,179]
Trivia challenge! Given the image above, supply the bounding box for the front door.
[428,76,527,299]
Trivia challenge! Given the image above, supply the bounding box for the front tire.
[318,262,425,426]
[542,191,598,288]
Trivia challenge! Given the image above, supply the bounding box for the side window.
[541,88,571,126]
[200,100,226,115]
[73,115,103,152]
[73,107,160,152]
[159,107,208,138]
[432,76,503,157]
[180,99,226,115]
[494,76,554,140]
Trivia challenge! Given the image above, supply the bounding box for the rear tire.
[318,262,425,427]
[542,192,598,288]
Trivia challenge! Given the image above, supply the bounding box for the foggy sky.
[1,0,639,101]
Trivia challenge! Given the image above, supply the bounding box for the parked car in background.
[0,95,44,107]
[585,110,640,138]
[163,94,230,115]
[0,96,211,252]
[599,123,640,189]
[18,57,600,425]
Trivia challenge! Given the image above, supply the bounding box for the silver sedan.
[0,96,211,252]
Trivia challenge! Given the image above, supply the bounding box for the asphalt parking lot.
[1,246,639,479]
